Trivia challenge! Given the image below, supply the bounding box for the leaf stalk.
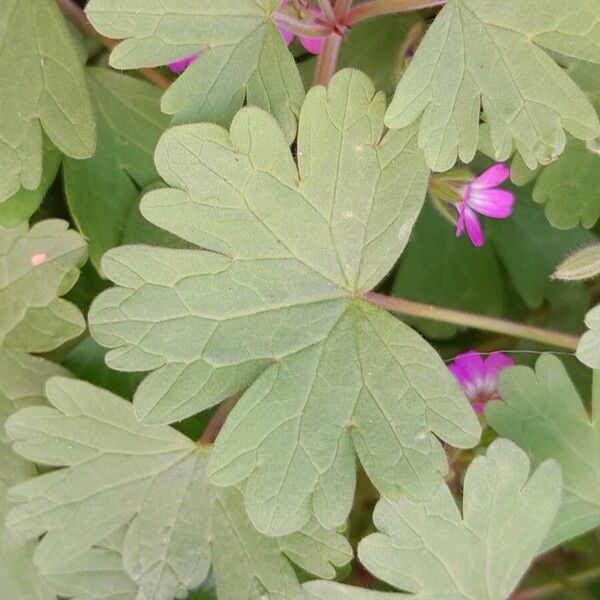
[348,0,447,25]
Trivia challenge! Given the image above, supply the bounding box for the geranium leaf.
[6,378,351,600]
[385,0,600,171]
[303,439,561,600]
[578,304,600,368]
[89,70,480,535]
[64,68,169,273]
[487,354,600,550]
[85,0,305,143]
[0,0,95,201]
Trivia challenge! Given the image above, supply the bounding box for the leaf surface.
[89,70,480,535]
[304,439,561,599]
[385,0,600,171]
[578,305,600,369]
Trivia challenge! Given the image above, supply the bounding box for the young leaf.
[385,0,600,171]
[552,243,600,282]
[487,355,600,550]
[85,0,305,143]
[6,378,351,600]
[89,70,480,535]
[303,439,562,600]
[577,304,600,369]
[0,0,95,201]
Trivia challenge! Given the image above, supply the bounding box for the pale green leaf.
[64,68,169,273]
[552,243,600,282]
[487,354,600,550]
[0,0,95,201]
[6,378,351,600]
[385,0,600,171]
[89,70,480,535]
[85,0,305,143]
[303,439,562,600]
[577,304,600,368]
[532,137,600,229]
[0,220,87,352]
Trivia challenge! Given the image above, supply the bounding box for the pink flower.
[454,163,515,247]
[168,54,201,74]
[448,351,514,414]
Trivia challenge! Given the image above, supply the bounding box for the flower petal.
[451,351,486,386]
[483,352,514,379]
[168,54,200,73]
[468,188,515,219]
[472,163,510,190]
[463,206,485,247]
[299,35,324,54]
[454,202,466,238]
[278,26,295,46]
[472,402,486,414]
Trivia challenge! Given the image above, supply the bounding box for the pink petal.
[454,202,466,238]
[472,163,510,190]
[463,206,485,247]
[168,54,200,73]
[472,402,486,414]
[299,35,324,54]
[451,351,486,387]
[468,188,515,219]
[483,352,514,379]
[278,25,295,45]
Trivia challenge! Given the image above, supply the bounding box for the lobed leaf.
[577,304,600,368]
[304,439,561,599]
[488,354,600,550]
[0,0,95,201]
[89,70,480,535]
[385,0,600,171]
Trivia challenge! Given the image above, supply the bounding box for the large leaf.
[89,69,480,536]
[0,0,95,201]
[85,0,305,143]
[488,354,600,550]
[577,304,600,369]
[6,377,351,600]
[304,439,562,600]
[64,68,169,272]
[385,0,600,171]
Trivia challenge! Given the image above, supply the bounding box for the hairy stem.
[363,292,580,351]
[312,33,344,85]
[348,0,446,24]
[316,0,337,22]
[198,395,239,445]
[511,566,600,599]
[57,0,170,90]
[273,11,332,38]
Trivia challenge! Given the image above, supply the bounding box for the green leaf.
[532,137,600,229]
[6,378,351,600]
[552,243,600,282]
[0,220,87,352]
[64,68,170,273]
[85,0,305,144]
[577,304,600,369]
[0,0,95,201]
[0,138,62,228]
[487,355,600,550]
[385,0,600,171]
[303,439,562,600]
[89,70,480,535]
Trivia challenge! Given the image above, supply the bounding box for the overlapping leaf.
[89,69,480,535]
[6,378,352,600]
[304,439,562,600]
[0,0,95,202]
[64,68,169,272]
[85,0,305,143]
[488,354,600,550]
[577,305,600,368]
[385,0,600,171]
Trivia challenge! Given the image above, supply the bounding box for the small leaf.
[6,378,351,600]
[85,0,305,143]
[487,354,600,550]
[577,304,600,369]
[0,0,95,201]
[385,0,600,171]
[552,243,600,282]
[303,439,561,599]
[89,70,480,535]
[64,68,170,273]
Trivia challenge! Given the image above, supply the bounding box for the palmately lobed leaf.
[0,0,95,202]
[487,354,600,549]
[6,377,351,600]
[304,439,562,600]
[85,0,305,143]
[385,0,600,171]
[89,69,480,536]
[577,304,600,368]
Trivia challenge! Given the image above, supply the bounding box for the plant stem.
[198,395,239,445]
[363,292,580,351]
[334,0,354,20]
[316,0,337,22]
[57,0,170,90]
[511,566,600,599]
[273,11,332,38]
[312,33,344,85]
[348,0,446,25]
